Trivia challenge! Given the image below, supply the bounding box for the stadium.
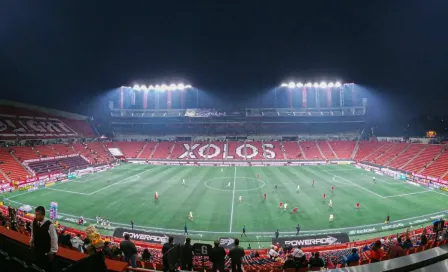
[0,80,447,271]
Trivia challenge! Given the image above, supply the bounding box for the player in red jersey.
[279,202,283,208]
[356,203,360,209]
[312,180,315,186]
[154,192,159,200]
[258,173,260,179]
[264,193,267,200]
[291,207,298,214]
[331,186,334,192]
[323,194,326,200]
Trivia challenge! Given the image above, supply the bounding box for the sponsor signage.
[0,115,78,138]
[45,182,56,187]
[219,237,236,249]
[272,233,350,248]
[441,186,448,193]
[193,243,212,256]
[113,228,185,245]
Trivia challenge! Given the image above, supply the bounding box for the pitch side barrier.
[127,159,355,166]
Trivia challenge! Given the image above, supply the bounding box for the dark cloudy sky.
[1,0,447,117]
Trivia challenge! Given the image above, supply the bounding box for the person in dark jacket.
[180,238,194,271]
[30,206,58,272]
[58,230,72,248]
[282,255,296,269]
[141,248,152,262]
[308,251,325,269]
[102,242,115,259]
[120,234,137,268]
[162,237,175,272]
[210,240,226,272]
[228,238,245,272]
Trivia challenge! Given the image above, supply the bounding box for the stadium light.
[133,84,141,90]
[313,82,319,88]
[328,82,334,88]
[297,82,303,88]
[320,82,327,88]
[177,83,185,90]
[335,82,342,87]
[305,82,312,88]
[280,83,288,87]
[140,85,148,91]
[288,81,296,88]
[185,84,192,89]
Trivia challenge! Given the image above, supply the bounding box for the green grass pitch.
[4,164,448,243]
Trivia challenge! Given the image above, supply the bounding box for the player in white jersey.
[373,177,376,183]
[227,182,231,188]
[296,185,300,191]
[284,203,288,210]
[182,178,186,185]
[328,200,333,208]
[329,214,334,222]
[189,211,193,220]
[239,196,243,202]
[221,168,223,173]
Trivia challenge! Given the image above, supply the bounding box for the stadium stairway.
[386,144,424,168]
[283,141,303,160]
[11,146,40,162]
[151,142,174,159]
[316,141,335,159]
[421,148,448,178]
[355,141,385,161]
[114,141,147,159]
[51,144,76,156]
[363,142,395,162]
[300,141,325,160]
[137,142,157,159]
[329,140,356,159]
[0,148,29,181]
[372,143,408,165]
[170,141,191,159]
[33,145,59,158]
[404,145,446,174]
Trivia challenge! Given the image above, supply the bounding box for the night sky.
[1,1,448,118]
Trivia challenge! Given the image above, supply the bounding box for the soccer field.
[4,164,448,242]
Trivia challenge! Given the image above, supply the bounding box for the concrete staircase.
[418,147,446,173]
[326,141,338,159]
[10,152,33,176]
[149,142,159,159]
[368,144,395,162]
[316,142,327,159]
[400,145,429,169]
[137,142,148,158]
[351,140,360,159]
[280,141,287,160]
[166,142,176,159]
[385,144,411,166]
[298,142,307,160]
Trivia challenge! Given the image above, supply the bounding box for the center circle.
[204,177,266,192]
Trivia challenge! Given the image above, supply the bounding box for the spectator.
[120,234,138,268]
[210,240,226,272]
[82,238,91,253]
[402,237,413,250]
[308,251,325,269]
[58,230,72,248]
[71,234,84,252]
[141,248,151,262]
[420,231,428,246]
[29,206,58,272]
[275,230,279,239]
[228,238,245,272]
[342,248,360,265]
[293,246,303,261]
[247,244,251,250]
[370,240,384,263]
[254,251,260,258]
[268,247,279,260]
[282,255,296,269]
[102,241,115,259]
[294,250,308,269]
[387,238,406,259]
[180,237,194,271]
[162,237,175,272]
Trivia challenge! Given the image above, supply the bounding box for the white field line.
[431,190,448,197]
[229,166,237,233]
[323,170,384,198]
[88,168,153,195]
[382,191,432,199]
[44,187,91,195]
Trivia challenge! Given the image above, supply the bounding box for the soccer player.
[312,180,315,186]
[182,178,186,185]
[328,200,333,208]
[323,194,326,200]
[331,186,334,192]
[264,193,267,200]
[184,224,188,235]
[239,196,243,202]
[131,220,134,229]
[356,203,360,210]
[274,185,278,191]
[154,192,159,200]
[284,203,288,210]
[291,207,298,214]
[385,214,390,224]
[373,177,376,183]
[96,215,101,225]
[189,211,193,220]
[329,214,334,222]
[227,182,231,188]
[221,168,223,173]
[279,202,283,208]
[241,225,247,237]
[296,185,300,191]
[258,173,260,179]
[296,224,300,235]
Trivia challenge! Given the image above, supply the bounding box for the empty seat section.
[283,141,302,160]
[373,143,408,165]
[329,140,356,159]
[404,145,444,173]
[246,141,264,160]
[299,141,324,160]
[33,145,58,157]
[263,141,284,160]
[191,142,209,159]
[115,141,146,158]
[51,144,75,156]
[422,149,448,178]
[11,146,40,161]
[363,142,394,162]
[151,142,174,159]
[170,142,192,159]
[387,144,425,168]
[0,148,29,181]
[28,156,90,175]
[317,141,335,159]
[354,141,385,161]
[87,142,111,163]
[226,141,243,160]
[62,118,96,138]
[138,142,157,159]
